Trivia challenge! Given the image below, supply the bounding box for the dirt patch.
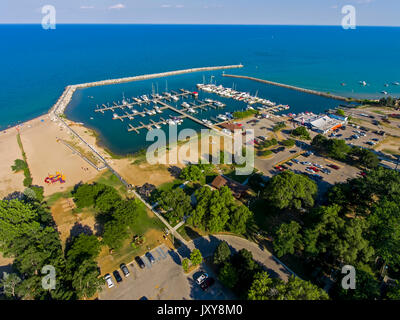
[375,136,400,156]
[50,198,97,247]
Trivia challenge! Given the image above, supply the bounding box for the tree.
[282,139,296,147]
[311,134,329,153]
[263,171,317,210]
[157,188,192,225]
[328,139,352,160]
[336,109,346,117]
[102,220,128,249]
[247,272,276,300]
[275,276,329,300]
[67,234,101,268]
[0,272,22,299]
[231,249,263,297]
[182,258,190,272]
[11,159,28,173]
[368,199,400,270]
[273,221,303,258]
[190,249,203,266]
[73,183,106,208]
[95,188,121,213]
[333,268,380,300]
[303,205,374,265]
[188,186,239,233]
[113,199,143,230]
[218,262,239,289]
[180,163,214,183]
[350,147,379,169]
[387,280,400,300]
[71,260,104,299]
[0,199,41,253]
[213,241,231,265]
[292,126,310,140]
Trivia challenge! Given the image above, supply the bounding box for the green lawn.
[157,179,185,192]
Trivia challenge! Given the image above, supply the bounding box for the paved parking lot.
[281,153,361,196]
[99,244,235,300]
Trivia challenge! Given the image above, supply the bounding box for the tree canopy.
[263,171,317,210]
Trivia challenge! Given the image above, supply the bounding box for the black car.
[120,263,130,277]
[200,277,215,291]
[135,256,146,269]
[113,270,123,283]
[145,252,156,264]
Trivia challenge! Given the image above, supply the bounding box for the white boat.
[359,81,367,86]
[181,102,190,108]
[393,82,400,86]
[381,91,388,95]
[154,124,161,129]
[113,113,119,119]
[187,108,196,113]
[217,114,228,121]
[171,95,179,102]
[132,109,138,114]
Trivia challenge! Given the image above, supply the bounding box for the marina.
[92,81,293,135]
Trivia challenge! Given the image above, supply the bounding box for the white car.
[196,273,209,285]
[104,274,115,288]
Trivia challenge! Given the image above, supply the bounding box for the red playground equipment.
[44,172,66,184]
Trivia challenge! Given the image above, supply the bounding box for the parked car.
[200,277,215,291]
[328,164,340,170]
[196,273,209,285]
[322,168,331,175]
[292,158,300,164]
[281,165,288,170]
[120,263,130,277]
[113,270,123,283]
[145,252,156,264]
[104,274,115,288]
[135,256,146,269]
[286,161,293,166]
[275,165,285,172]
[305,168,314,173]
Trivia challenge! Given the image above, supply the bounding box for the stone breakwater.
[50,64,244,116]
[222,74,350,102]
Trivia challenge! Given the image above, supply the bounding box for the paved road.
[187,235,293,281]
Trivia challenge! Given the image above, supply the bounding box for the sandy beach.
[0,115,100,197]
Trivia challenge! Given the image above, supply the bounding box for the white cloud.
[80,6,94,9]
[161,4,172,8]
[108,4,125,10]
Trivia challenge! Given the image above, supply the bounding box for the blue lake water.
[2,24,400,153]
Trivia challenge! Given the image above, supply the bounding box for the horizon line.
[1,23,400,27]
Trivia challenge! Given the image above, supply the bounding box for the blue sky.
[1,0,399,26]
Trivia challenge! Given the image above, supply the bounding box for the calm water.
[2,24,400,152]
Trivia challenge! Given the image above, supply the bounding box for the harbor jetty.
[222,74,349,102]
